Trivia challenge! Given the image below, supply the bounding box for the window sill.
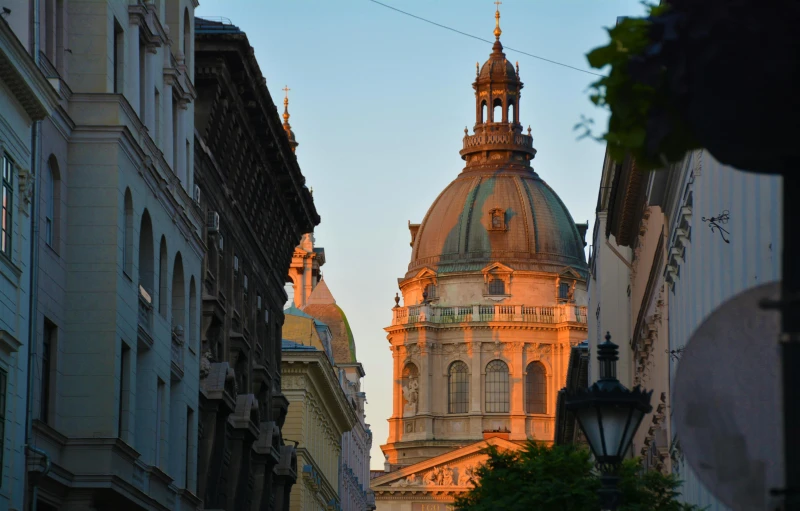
[123,269,133,283]
[0,251,22,281]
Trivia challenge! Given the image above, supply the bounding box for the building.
[0,10,59,511]
[571,147,782,510]
[22,1,205,510]
[288,234,375,511]
[372,8,589,508]
[193,17,319,511]
[280,318,357,511]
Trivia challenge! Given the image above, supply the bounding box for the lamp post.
[566,332,653,510]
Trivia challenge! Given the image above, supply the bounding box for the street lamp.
[566,332,653,510]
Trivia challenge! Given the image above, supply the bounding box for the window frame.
[488,278,505,296]
[525,361,547,414]
[485,359,510,413]
[447,361,469,414]
[1,154,14,258]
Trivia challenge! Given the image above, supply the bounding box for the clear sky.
[196,0,649,469]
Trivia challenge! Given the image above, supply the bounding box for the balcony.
[138,286,154,348]
[391,304,588,326]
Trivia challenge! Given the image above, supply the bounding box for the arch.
[158,236,168,317]
[492,98,503,123]
[525,361,547,414]
[447,360,469,414]
[189,276,197,351]
[485,359,509,413]
[507,102,515,124]
[480,101,487,124]
[488,278,505,295]
[138,210,155,299]
[123,188,134,275]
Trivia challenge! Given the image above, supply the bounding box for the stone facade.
[379,10,589,481]
[193,17,319,511]
[22,1,206,510]
[0,10,60,511]
[281,341,358,511]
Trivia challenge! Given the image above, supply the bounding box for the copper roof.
[301,279,358,363]
[408,169,588,278]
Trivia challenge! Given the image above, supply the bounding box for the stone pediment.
[371,437,522,494]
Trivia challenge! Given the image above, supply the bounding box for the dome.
[479,41,517,80]
[408,168,587,277]
[301,279,357,363]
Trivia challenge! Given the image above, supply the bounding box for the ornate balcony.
[137,286,154,348]
[391,304,588,326]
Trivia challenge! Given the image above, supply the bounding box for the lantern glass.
[575,406,605,457]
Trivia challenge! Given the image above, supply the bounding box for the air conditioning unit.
[207,211,220,232]
[193,185,201,204]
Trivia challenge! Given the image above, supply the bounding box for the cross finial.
[493,1,502,39]
[282,85,291,98]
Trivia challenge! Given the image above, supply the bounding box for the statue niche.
[401,363,419,417]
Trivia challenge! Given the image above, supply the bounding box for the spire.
[282,85,298,153]
[493,1,502,39]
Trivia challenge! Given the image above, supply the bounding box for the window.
[43,161,54,246]
[448,361,469,414]
[488,278,505,295]
[423,283,436,300]
[485,360,509,413]
[2,154,13,257]
[118,342,130,438]
[525,362,546,414]
[559,282,570,300]
[0,368,6,480]
[186,406,193,488]
[113,19,124,93]
[123,189,133,275]
[158,236,168,317]
[41,320,56,424]
[155,378,164,466]
[154,88,161,146]
[492,98,502,122]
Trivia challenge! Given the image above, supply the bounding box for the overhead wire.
[367,0,606,78]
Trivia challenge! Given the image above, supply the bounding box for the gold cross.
[494,0,502,11]
[282,85,291,99]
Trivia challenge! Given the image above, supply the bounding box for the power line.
[367,0,606,78]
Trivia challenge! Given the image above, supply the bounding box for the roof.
[302,279,358,363]
[409,169,589,278]
[281,339,317,351]
[195,17,243,35]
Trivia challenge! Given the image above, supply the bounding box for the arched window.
[488,278,505,295]
[138,210,155,299]
[158,236,168,316]
[44,156,61,250]
[481,101,487,123]
[507,102,515,124]
[124,188,133,275]
[525,362,546,414]
[172,253,185,333]
[448,361,469,414]
[424,283,436,300]
[492,98,502,123]
[485,360,509,413]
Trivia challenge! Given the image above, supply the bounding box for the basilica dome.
[408,168,587,277]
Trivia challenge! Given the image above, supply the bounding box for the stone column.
[418,340,430,415]
[470,345,482,413]
[390,345,401,441]
[510,343,526,440]
[127,22,140,114]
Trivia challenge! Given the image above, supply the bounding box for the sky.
[196,0,650,470]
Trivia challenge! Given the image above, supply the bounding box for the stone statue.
[200,351,213,380]
[402,376,419,416]
[422,467,438,486]
[441,465,454,486]
[458,465,475,486]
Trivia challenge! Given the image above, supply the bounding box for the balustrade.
[391,303,588,326]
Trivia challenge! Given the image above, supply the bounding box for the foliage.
[454,442,703,511]
[576,2,697,171]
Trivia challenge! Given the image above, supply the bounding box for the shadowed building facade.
[193,17,319,511]
[373,7,589,509]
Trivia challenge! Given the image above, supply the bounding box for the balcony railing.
[392,304,588,326]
